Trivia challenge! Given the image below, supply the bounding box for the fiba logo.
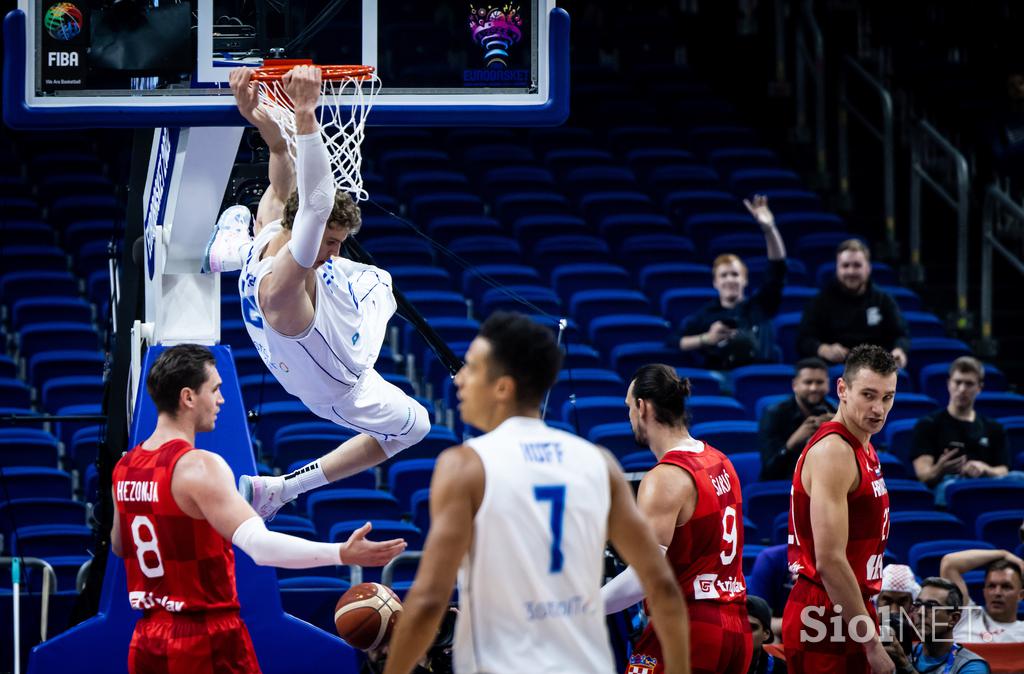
[44,2,82,41]
[468,4,523,69]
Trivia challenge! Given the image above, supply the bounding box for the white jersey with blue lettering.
[238,220,396,400]
[454,416,615,674]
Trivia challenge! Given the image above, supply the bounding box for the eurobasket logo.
[465,4,528,87]
[44,2,82,41]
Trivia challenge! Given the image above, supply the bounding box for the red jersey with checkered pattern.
[114,439,240,614]
[788,421,890,596]
[656,443,747,604]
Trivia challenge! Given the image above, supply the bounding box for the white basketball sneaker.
[238,474,295,520]
[202,204,253,274]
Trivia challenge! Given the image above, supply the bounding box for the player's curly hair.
[478,312,562,408]
[147,344,216,415]
[281,189,362,235]
[842,344,898,383]
[631,363,692,427]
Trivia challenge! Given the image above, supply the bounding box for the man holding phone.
[911,357,1009,500]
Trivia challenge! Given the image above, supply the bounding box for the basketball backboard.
[4,0,568,128]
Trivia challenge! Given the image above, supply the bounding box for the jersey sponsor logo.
[521,441,564,464]
[628,653,658,674]
[693,573,721,600]
[715,575,746,597]
[870,477,887,498]
[710,470,732,496]
[128,591,185,612]
[523,594,590,621]
[116,480,159,503]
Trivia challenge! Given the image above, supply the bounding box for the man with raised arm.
[203,65,430,519]
[383,313,691,674]
[783,344,898,674]
[111,344,404,673]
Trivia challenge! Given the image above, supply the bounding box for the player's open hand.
[339,522,407,567]
[743,194,776,230]
[282,64,322,114]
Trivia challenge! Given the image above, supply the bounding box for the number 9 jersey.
[113,439,241,614]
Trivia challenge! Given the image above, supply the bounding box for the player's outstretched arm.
[383,446,482,674]
[807,436,894,674]
[229,67,295,227]
[175,449,405,568]
[604,453,692,674]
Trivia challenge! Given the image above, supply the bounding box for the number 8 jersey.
[113,439,240,614]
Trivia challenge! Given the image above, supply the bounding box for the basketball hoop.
[251,59,380,201]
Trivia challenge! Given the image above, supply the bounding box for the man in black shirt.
[912,357,1008,495]
[757,357,835,480]
[797,239,909,369]
[677,195,788,370]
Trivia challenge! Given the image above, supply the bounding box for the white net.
[256,73,381,201]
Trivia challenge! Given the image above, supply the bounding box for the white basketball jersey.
[237,221,396,407]
[454,416,615,674]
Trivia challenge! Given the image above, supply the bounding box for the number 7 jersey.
[113,440,240,614]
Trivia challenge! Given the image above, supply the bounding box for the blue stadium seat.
[728,168,803,195]
[63,218,120,251]
[479,285,561,317]
[754,394,792,422]
[391,265,453,293]
[18,322,100,362]
[664,190,744,222]
[647,166,722,196]
[730,364,796,417]
[0,271,78,303]
[771,312,803,363]
[0,197,39,220]
[708,148,782,175]
[382,425,458,464]
[561,343,605,370]
[975,510,1024,552]
[676,368,726,396]
[974,392,1024,419]
[362,236,435,267]
[1002,417,1024,457]
[48,195,121,225]
[329,519,424,553]
[10,297,92,331]
[681,213,757,257]
[754,189,822,214]
[564,167,639,199]
[587,422,636,460]
[387,459,436,513]
[708,232,770,260]
[743,481,791,538]
[0,378,31,409]
[901,311,947,339]
[409,194,484,224]
[308,490,402,537]
[686,396,750,424]
[0,435,60,468]
[888,512,969,561]
[0,245,67,273]
[907,540,994,580]
[779,286,819,313]
[0,499,87,542]
[877,451,910,479]
[878,285,923,312]
[774,212,846,242]
[620,451,656,471]
[687,125,760,156]
[249,401,322,450]
[278,577,351,634]
[411,488,431,533]
[41,376,104,414]
[551,264,632,304]
[660,287,718,326]
[563,397,626,437]
[238,374,293,409]
[690,421,759,455]
[607,342,697,381]
[10,524,92,558]
[579,192,657,227]
[886,479,935,511]
[394,171,468,200]
[616,234,697,269]
[625,149,699,179]
[75,240,119,277]
[494,192,571,226]
[0,467,72,501]
[54,403,101,449]
[512,215,590,250]
[446,236,523,268]
[589,315,670,355]
[532,235,612,273]
[794,232,867,273]
[946,479,1024,533]
[0,355,15,379]
[68,426,101,475]
[421,211,501,244]
[570,290,653,328]
[730,452,761,489]
[402,290,467,319]
[638,263,711,300]
[881,419,917,463]
[547,369,624,418]
[607,127,678,157]
[272,434,356,473]
[462,144,535,172]
[884,393,939,424]
[481,167,556,199]
[747,256,809,287]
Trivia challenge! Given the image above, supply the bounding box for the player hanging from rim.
[202,65,431,519]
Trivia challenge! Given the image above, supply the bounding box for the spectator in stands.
[884,577,991,674]
[746,544,794,635]
[747,595,787,674]
[940,550,1024,643]
[675,195,787,370]
[757,357,835,480]
[797,239,909,369]
[912,357,1009,497]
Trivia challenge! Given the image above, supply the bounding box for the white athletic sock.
[280,459,329,501]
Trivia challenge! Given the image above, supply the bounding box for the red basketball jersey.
[657,443,747,604]
[113,439,240,614]
[788,421,890,596]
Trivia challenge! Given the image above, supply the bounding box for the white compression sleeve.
[231,515,341,569]
[601,545,669,615]
[287,131,336,268]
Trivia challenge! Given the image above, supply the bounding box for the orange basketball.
[334,582,402,651]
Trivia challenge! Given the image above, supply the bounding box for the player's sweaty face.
[454,337,498,429]
[838,369,896,436]
[194,364,224,432]
[315,226,348,268]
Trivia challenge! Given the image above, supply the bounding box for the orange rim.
[251,59,375,82]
